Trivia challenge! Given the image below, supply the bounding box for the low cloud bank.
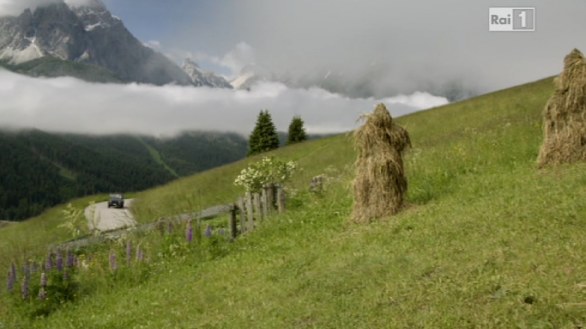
[0,0,96,16]
[0,70,448,136]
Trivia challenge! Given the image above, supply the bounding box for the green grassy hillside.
[3,77,586,328]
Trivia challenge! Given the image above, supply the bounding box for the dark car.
[108,194,125,208]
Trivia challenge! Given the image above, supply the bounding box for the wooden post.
[261,187,269,218]
[246,192,254,231]
[237,197,246,234]
[229,205,238,239]
[277,185,286,213]
[253,192,263,222]
[266,184,275,212]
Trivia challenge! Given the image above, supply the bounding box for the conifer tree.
[287,116,307,145]
[248,110,280,156]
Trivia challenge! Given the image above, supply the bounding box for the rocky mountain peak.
[181,58,232,89]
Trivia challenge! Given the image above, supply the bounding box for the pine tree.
[248,110,280,156]
[287,116,307,145]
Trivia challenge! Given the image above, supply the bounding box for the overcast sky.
[100,0,586,96]
[1,0,585,135]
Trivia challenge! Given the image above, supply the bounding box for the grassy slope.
[4,77,586,327]
[0,196,101,269]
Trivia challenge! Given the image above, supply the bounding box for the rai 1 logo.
[489,7,535,32]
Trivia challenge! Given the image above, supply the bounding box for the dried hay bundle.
[538,48,586,167]
[352,103,411,223]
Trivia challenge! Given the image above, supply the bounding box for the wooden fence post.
[253,192,263,222]
[229,205,238,239]
[246,192,254,231]
[237,197,246,234]
[277,185,286,214]
[266,184,275,212]
[261,187,269,218]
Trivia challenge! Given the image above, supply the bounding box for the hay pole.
[352,103,411,223]
[538,48,586,167]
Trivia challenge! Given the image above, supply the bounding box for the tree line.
[0,130,248,221]
[248,111,307,156]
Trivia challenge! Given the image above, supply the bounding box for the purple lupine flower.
[7,262,17,293]
[23,261,31,282]
[126,241,132,265]
[109,252,117,272]
[67,249,75,269]
[219,229,226,236]
[45,253,54,272]
[7,270,15,293]
[204,225,213,238]
[186,221,193,243]
[30,262,38,274]
[38,272,48,301]
[10,262,17,282]
[38,287,47,301]
[136,246,144,263]
[56,250,64,272]
[21,276,29,300]
[40,272,47,288]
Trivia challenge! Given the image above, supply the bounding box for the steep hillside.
[3,77,586,328]
[0,130,247,220]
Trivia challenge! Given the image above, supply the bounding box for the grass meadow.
[2,77,586,328]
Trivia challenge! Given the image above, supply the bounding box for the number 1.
[519,11,527,28]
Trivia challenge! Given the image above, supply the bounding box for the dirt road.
[84,199,136,232]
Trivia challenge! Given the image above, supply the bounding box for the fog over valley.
[0,69,448,136]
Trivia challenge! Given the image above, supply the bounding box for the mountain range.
[0,0,473,100]
[0,0,231,88]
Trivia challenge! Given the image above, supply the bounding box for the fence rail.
[228,184,286,239]
[57,186,287,250]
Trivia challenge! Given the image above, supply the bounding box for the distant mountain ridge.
[0,0,229,87]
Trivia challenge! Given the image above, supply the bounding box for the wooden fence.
[57,186,286,250]
[227,184,286,239]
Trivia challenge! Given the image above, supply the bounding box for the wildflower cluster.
[6,216,232,319]
[6,249,80,317]
[234,156,298,192]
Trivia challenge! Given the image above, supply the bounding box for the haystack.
[352,103,411,223]
[538,48,586,167]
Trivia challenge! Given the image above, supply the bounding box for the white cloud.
[63,0,95,7]
[383,92,451,110]
[174,0,586,99]
[213,42,257,79]
[0,69,448,136]
[143,40,161,50]
[0,0,98,16]
[0,0,59,16]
